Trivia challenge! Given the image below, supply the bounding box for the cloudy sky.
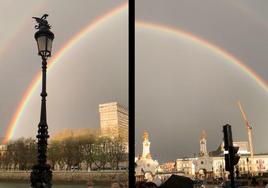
[136,0,268,162]
[0,1,128,141]
[2,0,268,164]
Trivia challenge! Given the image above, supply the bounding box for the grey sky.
[0,1,127,140]
[136,0,268,162]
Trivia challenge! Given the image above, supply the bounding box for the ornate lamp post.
[30,14,54,188]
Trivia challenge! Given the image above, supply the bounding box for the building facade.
[0,145,7,156]
[175,131,268,179]
[99,102,128,142]
[135,132,159,176]
[176,158,195,176]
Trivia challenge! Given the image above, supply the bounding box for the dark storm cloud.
[136,0,268,162]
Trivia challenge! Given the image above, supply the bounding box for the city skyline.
[0,0,128,142]
[0,101,128,143]
[1,1,268,186]
[136,0,268,162]
[1,0,268,173]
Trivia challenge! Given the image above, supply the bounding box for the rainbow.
[4,15,268,144]
[136,21,268,93]
[2,2,128,144]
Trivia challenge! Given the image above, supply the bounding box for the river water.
[0,182,109,188]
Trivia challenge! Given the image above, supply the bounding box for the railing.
[0,169,127,173]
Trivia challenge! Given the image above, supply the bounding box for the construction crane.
[237,101,254,157]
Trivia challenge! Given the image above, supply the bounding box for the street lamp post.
[30,14,54,188]
[247,157,250,178]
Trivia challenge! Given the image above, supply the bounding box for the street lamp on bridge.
[30,14,54,188]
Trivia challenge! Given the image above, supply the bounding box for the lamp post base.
[30,164,52,188]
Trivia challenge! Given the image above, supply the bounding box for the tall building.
[99,102,128,142]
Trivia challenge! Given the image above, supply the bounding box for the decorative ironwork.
[30,14,54,188]
[32,14,51,29]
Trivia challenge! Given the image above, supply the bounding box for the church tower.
[199,130,208,157]
[142,131,151,159]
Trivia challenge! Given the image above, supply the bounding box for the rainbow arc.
[3,9,268,144]
[2,2,128,144]
[136,21,268,93]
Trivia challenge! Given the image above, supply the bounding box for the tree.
[24,138,37,170]
[9,138,37,170]
[48,141,61,170]
[1,144,13,170]
[78,134,96,170]
[92,137,112,170]
[61,137,83,170]
[110,137,127,170]
[0,133,129,172]
[12,138,27,170]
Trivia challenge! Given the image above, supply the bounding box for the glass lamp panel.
[36,41,40,54]
[37,36,47,54]
[46,37,53,55]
